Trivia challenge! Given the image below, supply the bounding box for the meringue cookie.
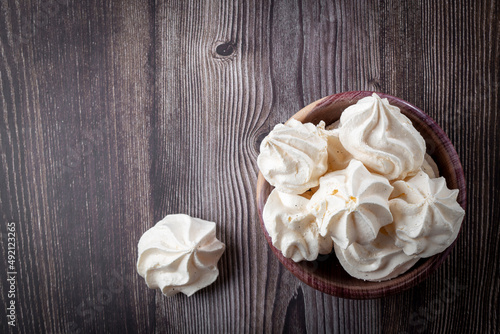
[334,228,419,281]
[388,171,465,257]
[263,189,333,262]
[137,214,225,297]
[308,159,393,249]
[421,153,440,178]
[339,93,426,180]
[257,119,328,194]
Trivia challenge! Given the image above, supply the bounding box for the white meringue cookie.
[421,153,440,178]
[308,160,393,249]
[263,189,333,262]
[334,228,419,281]
[388,171,465,257]
[137,214,225,297]
[339,93,426,180]
[257,119,328,194]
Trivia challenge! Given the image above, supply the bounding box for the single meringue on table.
[388,171,465,258]
[137,214,225,297]
[334,228,420,282]
[257,118,328,194]
[338,93,426,180]
[263,189,333,262]
[308,159,394,249]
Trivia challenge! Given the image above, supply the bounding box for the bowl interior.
[256,91,466,299]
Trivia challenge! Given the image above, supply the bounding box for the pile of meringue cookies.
[258,93,465,281]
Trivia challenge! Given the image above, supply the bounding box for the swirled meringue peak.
[388,171,465,257]
[308,159,394,249]
[257,118,328,194]
[334,228,419,281]
[137,214,225,297]
[263,189,333,262]
[338,93,426,180]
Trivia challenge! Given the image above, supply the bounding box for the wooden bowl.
[256,91,466,299]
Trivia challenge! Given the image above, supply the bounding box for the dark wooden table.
[1,0,499,333]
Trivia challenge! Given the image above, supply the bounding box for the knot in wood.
[215,42,235,56]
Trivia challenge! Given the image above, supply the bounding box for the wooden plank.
[0,0,155,333]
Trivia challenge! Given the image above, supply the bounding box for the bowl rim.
[255,91,467,299]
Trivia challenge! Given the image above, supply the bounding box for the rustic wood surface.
[0,0,498,333]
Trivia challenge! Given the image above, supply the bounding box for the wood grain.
[0,0,498,333]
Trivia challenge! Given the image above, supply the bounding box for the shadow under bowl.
[256,91,466,299]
